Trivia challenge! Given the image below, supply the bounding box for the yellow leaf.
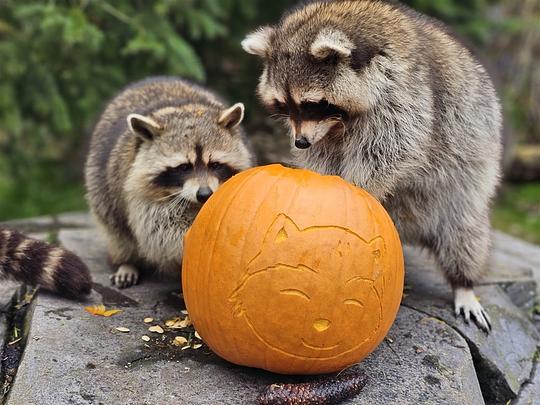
[144,317,154,324]
[115,327,130,333]
[85,305,122,317]
[142,335,151,342]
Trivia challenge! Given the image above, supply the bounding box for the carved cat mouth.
[301,339,341,351]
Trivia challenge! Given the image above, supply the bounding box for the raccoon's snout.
[196,187,213,203]
[295,137,312,149]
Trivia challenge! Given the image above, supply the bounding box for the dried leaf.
[142,335,151,342]
[115,327,130,333]
[144,317,154,324]
[192,343,202,349]
[149,325,164,334]
[194,331,202,340]
[85,305,122,317]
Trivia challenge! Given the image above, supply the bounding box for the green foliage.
[0,0,280,220]
[493,183,540,244]
[0,0,537,222]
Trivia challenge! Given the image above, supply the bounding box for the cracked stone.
[402,246,539,404]
[5,228,485,405]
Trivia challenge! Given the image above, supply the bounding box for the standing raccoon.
[85,77,254,288]
[0,228,92,298]
[243,0,502,331]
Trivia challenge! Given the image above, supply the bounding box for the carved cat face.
[230,214,386,360]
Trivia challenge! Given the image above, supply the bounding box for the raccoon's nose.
[196,187,213,203]
[295,136,311,149]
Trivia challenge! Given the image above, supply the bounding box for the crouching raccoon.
[85,77,255,288]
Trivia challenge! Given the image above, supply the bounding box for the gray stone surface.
[491,231,540,294]
[2,220,540,405]
[515,361,540,405]
[5,229,484,405]
[402,246,539,403]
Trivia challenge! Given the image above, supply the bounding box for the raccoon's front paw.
[111,264,139,289]
[454,287,492,333]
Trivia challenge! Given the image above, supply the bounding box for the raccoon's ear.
[218,103,245,130]
[241,26,275,57]
[310,28,354,60]
[127,114,162,141]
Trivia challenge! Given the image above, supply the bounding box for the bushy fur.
[243,0,502,331]
[85,77,254,287]
[0,228,92,299]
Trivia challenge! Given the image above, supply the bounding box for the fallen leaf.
[142,335,150,342]
[194,331,202,340]
[149,325,164,334]
[144,317,154,324]
[85,305,122,317]
[115,327,130,333]
[181,345,190,351]
[181,310,188,315]
[192,344,202,349]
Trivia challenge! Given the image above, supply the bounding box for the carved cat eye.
[344,299,365,308]
[280,289,310,300]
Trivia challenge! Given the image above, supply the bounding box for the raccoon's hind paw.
[111,264,139,289]
[454,287,492,333]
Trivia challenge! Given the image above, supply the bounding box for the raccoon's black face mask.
[267,97,348,149]
[243,23,392,149]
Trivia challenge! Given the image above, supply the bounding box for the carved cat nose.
[313,319,331,332]
[295,136,311,149]
[196,187,213,203]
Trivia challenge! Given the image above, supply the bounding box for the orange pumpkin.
[182,164,404,375]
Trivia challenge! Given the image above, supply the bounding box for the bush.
[0,0,537,220]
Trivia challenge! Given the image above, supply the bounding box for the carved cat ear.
[310,28,354,60]
[263,214,301,245]
[369,236,386,259]
[241,26,275,57]
[127,114,162,141]
[218,103,245,129]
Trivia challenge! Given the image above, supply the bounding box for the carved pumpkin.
[182,164,404,375]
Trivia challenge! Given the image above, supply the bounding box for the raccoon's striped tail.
[0,228,92,299]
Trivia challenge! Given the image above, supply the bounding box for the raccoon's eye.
[208,161,223,170]
[177,163,192,172]
[269,100,288,116]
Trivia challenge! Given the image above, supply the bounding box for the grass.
[492,182,540,244]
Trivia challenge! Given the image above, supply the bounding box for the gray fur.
[85,77,254,287]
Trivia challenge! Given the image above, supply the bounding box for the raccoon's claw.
[111,264,139,289]
[453,287,492,333]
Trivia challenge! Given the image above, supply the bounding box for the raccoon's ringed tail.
[0,228,92,299]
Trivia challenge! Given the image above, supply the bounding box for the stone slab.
[515,361,540,405]
[6,229,484,405]
[402,247,539,404]
[490,231,540,290]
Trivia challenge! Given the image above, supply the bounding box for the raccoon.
[0,228,92,299]
[85,77,254,288]
[243,0,502,332]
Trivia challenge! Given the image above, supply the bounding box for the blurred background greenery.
[0,0,538,243]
